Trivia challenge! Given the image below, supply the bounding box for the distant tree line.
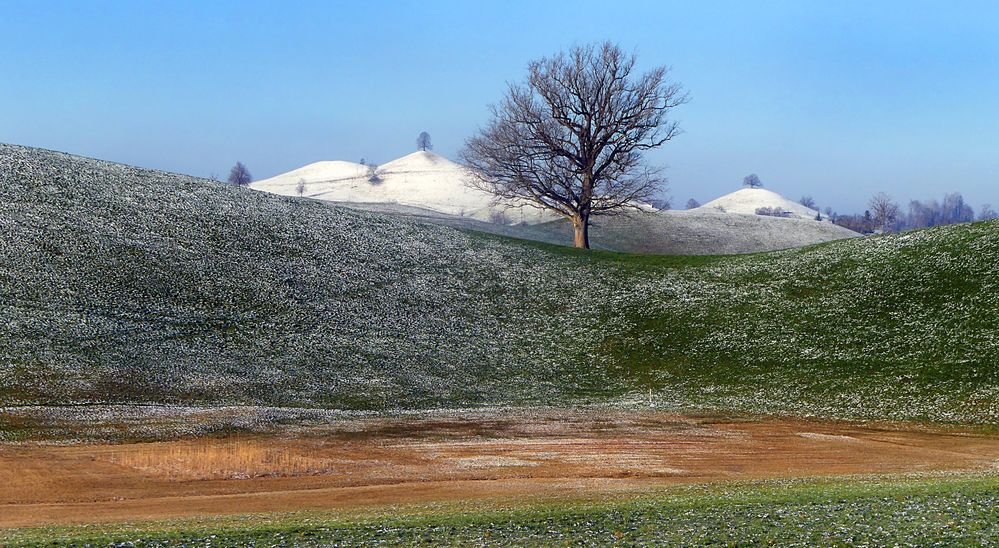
[830,192,997,234]
[755,206,791,217]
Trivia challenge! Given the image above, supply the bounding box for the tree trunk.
[572,214,590,249]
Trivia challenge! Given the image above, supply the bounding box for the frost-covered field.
[0,404,366,442]
[343,202,858,255]
[2,143,998,426]
[1,144,628,410]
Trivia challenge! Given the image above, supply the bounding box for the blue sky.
[2,0,997,212]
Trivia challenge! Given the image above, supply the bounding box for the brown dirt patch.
[2,410,998,528]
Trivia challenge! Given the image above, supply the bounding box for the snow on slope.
[251,151,551,224]
[699,188,820,219]
[264,160,367,184]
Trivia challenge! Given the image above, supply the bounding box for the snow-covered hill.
[699,188,820,219]
[251,151,550,224]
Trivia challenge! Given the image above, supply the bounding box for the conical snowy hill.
[251,151,550,224]
[698,188,820,219]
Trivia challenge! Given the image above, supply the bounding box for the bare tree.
[227,162,252,186]
[981,204,998,221]
[461,42,688,248]
[799,195,816,209]
[367,163,382,183]
[907,199,940,229]
[869,192,899,233]
[941,192,975,225]
[417,131,433,151]
[296,178,306,197]
[685,198,701,209]
[742,174,763,188]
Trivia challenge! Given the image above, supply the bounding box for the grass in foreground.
[5,474,999,546]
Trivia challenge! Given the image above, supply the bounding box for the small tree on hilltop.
[416,131,433,151]
[685,198,701,210]
[799,195,816,209]
[227,162,253,186]
[296,178,306,197]
[462,42,688,249]
[742,174,763,188]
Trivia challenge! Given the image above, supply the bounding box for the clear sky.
[2,0,997,212]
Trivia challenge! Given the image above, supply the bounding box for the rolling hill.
[250,150,550,224]
[353,204,858,255]
[252,152,855,254]
[700,187,822,219]
[2,143,998,424]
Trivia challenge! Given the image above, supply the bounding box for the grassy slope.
[5,475,999,546]
[2,143,998,423]
[336,200,858,255]
[512,208,859,255]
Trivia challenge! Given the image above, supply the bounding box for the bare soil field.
[3,410,999,528]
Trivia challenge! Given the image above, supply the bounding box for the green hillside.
[2,144,998,423]
[6,475,998,546]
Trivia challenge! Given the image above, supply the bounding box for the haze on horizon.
[2,0,997,213]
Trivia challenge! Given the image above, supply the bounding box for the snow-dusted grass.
[320,201,858,256]
[2,143,998,427]
[610,223,999,423]
[518,208,856,254]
